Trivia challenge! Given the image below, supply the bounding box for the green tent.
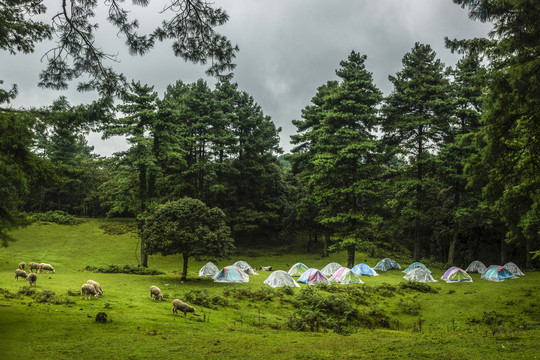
[288,262,309,277]
[441,267,472,283]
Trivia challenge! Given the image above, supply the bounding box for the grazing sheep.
[27,272,37,286]
[86,280,103,295]
[260,266,273,271]
[150,286,163,301]
[14,269,27,281]
[80,283,100,300]
[29,262,40,272]
[39,263,55,274]
[18,262,25,270]
[172,299,195,317]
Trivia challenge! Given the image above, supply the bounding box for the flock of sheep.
[13,262,196,317]
[13,261,55,286]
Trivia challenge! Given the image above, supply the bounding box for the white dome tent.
[263,270,300,288]
[403,267,437,283]
[198,262,219,277]
[233,260,258,275]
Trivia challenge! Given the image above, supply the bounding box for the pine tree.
[381,43,453,261]
[104,81,159,267]
[302,51,383,267]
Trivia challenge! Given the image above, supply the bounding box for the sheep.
[260,266,273,271]
[39,263,55,274]
[27,272,37,286]
[18,262,25,270]
[14,269,27,281]
[80,283,100,300]
[150,286,163,301]
[29,262,40,272]
[86,280,103,295]
[172,299,195,317]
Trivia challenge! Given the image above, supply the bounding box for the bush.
[223,287,277,302]
[184,289,235,310]
[397,299,421,315]
[288,287,361,334]
[84,264,164,275]
[31,211,83,225]
[99,222,136,235]
[399,281,438,294]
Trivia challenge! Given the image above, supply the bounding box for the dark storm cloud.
[3,0,491,155]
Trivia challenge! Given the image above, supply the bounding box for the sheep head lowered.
[172,299,195,317]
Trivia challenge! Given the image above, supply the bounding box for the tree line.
[1,0,538,270]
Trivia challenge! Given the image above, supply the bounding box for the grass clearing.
[0,219,539,359]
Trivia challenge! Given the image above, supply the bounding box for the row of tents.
[198,258,525,287]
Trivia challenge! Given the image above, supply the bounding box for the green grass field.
[1,219,539,359]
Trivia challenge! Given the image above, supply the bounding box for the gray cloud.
[3,0,491,155]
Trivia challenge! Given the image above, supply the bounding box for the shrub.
[17,287,36,297]
[99,222,136,235]
[34,290,56,303]
[184,289,235,310]
[397,299,421,315]
[84,264,164,275]
[399,281,438,294]
[288,287,361,334]
[223,287,277,302]
[31,211,83,225]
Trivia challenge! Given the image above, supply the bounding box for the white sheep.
[172,299,196,316]
[18,262,26,270]
[39,263,55,274]
[14,269,27,281]
[80,283,100,300]
[86,280,103,295]
[27,272,37,286]
[29,262,40,272]
[149,286,163,301]
[260,266,273,271]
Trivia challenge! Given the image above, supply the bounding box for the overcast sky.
[3,0,492,156]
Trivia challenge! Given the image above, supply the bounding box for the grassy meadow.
[0,219,539,359]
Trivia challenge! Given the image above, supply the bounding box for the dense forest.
[1,0,538,269]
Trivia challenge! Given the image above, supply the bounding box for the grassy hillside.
[0,219,538,359]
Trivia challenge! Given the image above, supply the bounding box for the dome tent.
[198,262,219,277]
[233,261,258,275]
[441,267,472,283]
[297,268,330,285]
[503,262,524,276]
[403,267,437,282]
[288,262,309,277]
[330,267,363,284]
[264,270,300,288]
[465,260,487,274]
[321,262,342,277]
[403,262,431,274]
[213,266,249,283]
[373,258,401,271]
[352,263,379,276]
[481,265,516,282]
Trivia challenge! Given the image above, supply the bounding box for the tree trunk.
[138,220,148,268]
[140,240,148,268]
[181,253,189,281]
[414,130,423,262]
[500,237,507,265]
[413,221,421,261]
[525,237,532,270]
[138,164,148,267]
[307,232,312,253]
[447,222,458,267]
[347,245,355,268]
[323,231,330,257]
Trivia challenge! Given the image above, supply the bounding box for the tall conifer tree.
[381,43,452,261]
[305,51,383,267]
